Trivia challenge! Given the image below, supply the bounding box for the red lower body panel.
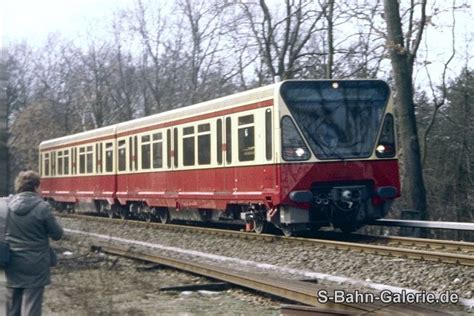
[40,175,116,204]
[40,159,399,210]
[279,159,400,205]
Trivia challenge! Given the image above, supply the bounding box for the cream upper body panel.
[39,83,281,152]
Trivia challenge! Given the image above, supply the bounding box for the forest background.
[0,0,472,238]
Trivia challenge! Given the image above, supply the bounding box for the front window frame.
[280,80,390,160]
[280,116,311,162]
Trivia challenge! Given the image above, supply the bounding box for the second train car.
[39,79,400,235]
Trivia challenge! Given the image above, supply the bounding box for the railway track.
[59,213,474,267]
[370,235,474,255]
[91,242,450,315]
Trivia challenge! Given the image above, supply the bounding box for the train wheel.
[56,202,67,213]
[119,207,128,220]
[159,208,170,224]
[334,217,359,233]
[144,213,151,222]
[96,201,111,215]
[129,203,139,219]
[333,207,362,233]
[142,205,152,223]
[280,224,293,237]
[338,224,357,234]
[94,200,102,213]
[66,204,75,214]
[253,217,266,234]
[107,208,114,219]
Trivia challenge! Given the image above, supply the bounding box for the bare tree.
[448,69,473,239]
[110,14,141,118]
[420,0,467,166]
[5,44,36,114]
[325,0,334,79]
[9,101,68,174]
[131,0,167,112]
[3,44,39,191]
[420,68,473,240]
[176,0,225,103]
[239,0,328,80]
[335,0,387,79]
[30,36,80,134]
[74,40,115,129]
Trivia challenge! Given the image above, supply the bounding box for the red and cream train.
[39,80,400,235]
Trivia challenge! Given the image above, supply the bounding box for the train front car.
[273,80,400,234]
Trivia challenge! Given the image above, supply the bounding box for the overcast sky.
[1,0,134,47]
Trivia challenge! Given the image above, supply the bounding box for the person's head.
[14,170,41,193]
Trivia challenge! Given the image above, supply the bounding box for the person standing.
[4,170,63,316]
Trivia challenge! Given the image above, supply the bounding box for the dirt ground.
[43,236,281,315]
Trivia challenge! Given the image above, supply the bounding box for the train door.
[222,116,235,194]
[263,107,277,198]
[212,117,226,194]
[165,127,179,196]
[107,131,117,204]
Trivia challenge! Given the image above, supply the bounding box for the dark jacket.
[5,192,63,288]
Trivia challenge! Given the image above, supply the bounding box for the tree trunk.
[326,0,334,79]
[383,0,428,222]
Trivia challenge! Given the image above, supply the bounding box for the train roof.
[39,81,280,150]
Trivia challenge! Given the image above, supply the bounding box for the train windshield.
[280,80,390,159]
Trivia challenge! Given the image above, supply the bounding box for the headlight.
[376,144,386,154]
[295,148,306,157]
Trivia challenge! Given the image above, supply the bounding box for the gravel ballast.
[44,236,281,315]
[49,216,473,314]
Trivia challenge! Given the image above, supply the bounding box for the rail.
[372,219,474,231]
[59,214,474,267]
[92,243,449,315]
[372,235,474,254]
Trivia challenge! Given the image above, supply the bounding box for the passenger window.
[44,153,50,176]
[118,140,127,171]
[105,142,114,172]
[152,133,163,169]
[134,136,138,170]
[79,147,86,174]
[167,129,171,168]
[86,146,93,173]
[73,148,77,175]
[225,117,232,163]
[71,148,76,175]
[51,152,56,176]
[183,126,195,166]
[100,144,103,173]
[238,115,255,161]
[174,128,178,168]
[129,137,133,171]
[96,144,102,174]
[265,109,272,161]
[64,149,69,175]
[57,151,63,175]
[141,135,151,169]
[198,124,211,165]
[217,119,222,165]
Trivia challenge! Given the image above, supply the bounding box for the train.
[39,79,400,235]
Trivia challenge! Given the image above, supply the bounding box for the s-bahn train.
[39,79,400,235]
